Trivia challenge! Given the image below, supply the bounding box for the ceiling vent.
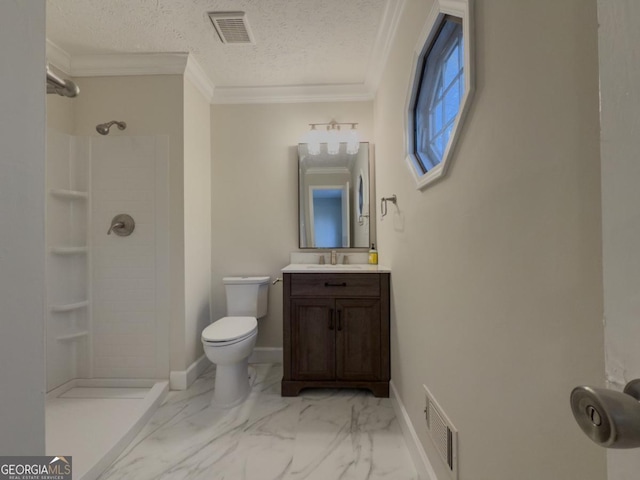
[207,11,254,45]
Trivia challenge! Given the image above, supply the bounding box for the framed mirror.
[298,142,374,249]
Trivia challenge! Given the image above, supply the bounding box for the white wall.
[183,77,212,368]
[210,102,373,347]
[598,0,640,476]
[374,1,605,479]
[0,0,47,455]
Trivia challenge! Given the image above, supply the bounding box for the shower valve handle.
[107,214,135,237]
[107,222,125,235]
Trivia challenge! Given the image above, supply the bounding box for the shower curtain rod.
[46,66,79,98]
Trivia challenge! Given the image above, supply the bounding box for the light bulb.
[307,125,321,155]
[327,125,339,155]
[346,125,359,154]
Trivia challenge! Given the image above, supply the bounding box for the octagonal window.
[415,17,463,172]
[405,0,474,190]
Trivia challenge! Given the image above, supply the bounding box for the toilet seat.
[202,316,257,345]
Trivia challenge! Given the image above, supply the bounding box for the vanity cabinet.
[282,272,390,397]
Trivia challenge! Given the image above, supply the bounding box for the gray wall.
[0,0,47,455]
[374,0,606,479]
[598,0,640,476]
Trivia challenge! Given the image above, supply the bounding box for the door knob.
[570,379,640,448]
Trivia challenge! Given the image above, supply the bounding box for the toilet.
[202,276,270,407]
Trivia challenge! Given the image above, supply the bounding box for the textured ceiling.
[46,0,388,88]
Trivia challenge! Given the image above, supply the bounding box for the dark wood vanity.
[281,271,390,397]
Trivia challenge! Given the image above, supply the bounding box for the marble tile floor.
[98,363,418,480]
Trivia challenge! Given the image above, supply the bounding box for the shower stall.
[46,79,171,479]
[46,131,171,386]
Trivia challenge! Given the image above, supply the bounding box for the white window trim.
[404,0,475,191]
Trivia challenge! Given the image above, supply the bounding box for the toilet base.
[211,359,251,408]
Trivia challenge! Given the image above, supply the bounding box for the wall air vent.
[207,11,254,45]
[424,384,458,479]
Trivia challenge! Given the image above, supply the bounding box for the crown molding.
[364,0,407,95]
[46,40,72,74]
[211,0,405,104]
[45,0,405,106]
[45,41,214,102]
[212,84,373,105]
[185,56,215,103]
[70,53,188,77]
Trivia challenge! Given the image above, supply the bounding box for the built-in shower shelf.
[56,331,89,342]
[50,189,88,200]
[50,300,89,313]
[50,246,88,255]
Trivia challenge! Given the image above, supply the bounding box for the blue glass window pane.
[434,136,444,157]
[412,18,463,173]
[443,45,461,87]
[444,81,460,124]
[432,101,443,133]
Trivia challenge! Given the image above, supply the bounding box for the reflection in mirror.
[298,142,372,249]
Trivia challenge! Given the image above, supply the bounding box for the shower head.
[96,120,127,135]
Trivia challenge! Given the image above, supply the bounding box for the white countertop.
[282,264,391,273]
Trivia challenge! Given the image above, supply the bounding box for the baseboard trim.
[170,354,210,390]
[249,347,283,364]
[170,348,282,390]
[389,380,439,480]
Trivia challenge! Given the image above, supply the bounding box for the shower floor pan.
[46,379,168,480]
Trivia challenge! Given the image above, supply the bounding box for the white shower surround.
[90,135,170,379]
[46,130,91,391]
[46,132,170,388]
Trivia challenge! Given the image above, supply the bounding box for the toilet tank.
[223,276,270,318]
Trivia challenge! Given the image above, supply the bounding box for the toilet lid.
[202,316,257,342]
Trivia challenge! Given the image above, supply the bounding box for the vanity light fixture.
[306,121,360,156]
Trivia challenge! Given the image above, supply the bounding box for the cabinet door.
[291,298,335,380]
[335,298,381,381]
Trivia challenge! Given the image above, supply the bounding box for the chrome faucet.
[330,250,338,265]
